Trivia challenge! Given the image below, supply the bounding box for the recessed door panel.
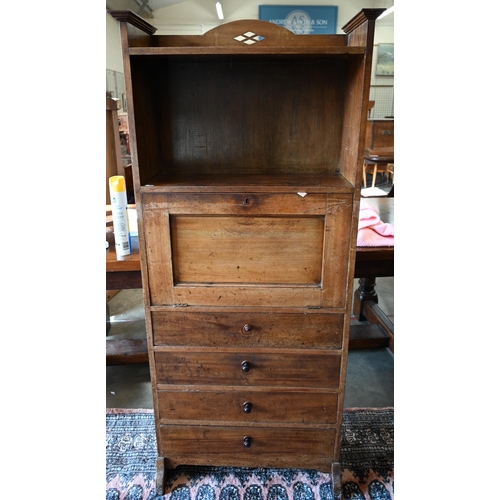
[142,192,352,308]
[171,216,323,285]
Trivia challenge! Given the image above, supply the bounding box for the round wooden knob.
[243,436,252,448]
[241,360,252,373]
[243,402,253,413]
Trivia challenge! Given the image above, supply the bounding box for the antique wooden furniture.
[106,94,124,205]
[365,119,394,150]
[110,8,383,497]
[363,119,394,187]
[106,198,394,362]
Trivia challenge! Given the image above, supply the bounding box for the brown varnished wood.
[106,270,142,290]
[171,216,324,285]
[106,339,148,365]
[331,462,342,500]
[151,310,343,349]
[105,201,394,281]
[130,46,365,55]
[154,349,341,388]
[156,457,165,498]
[157,388,338,424]
[109,10,156,35]
[141,192,352,307]
[159,425,336,471]
[349,324,389,349]
[109,10,382,491]
[151,19,347,49]
[130,57,347,181]
[363,301,394,353]
[141,204,175,306]
[141,172,354,192]
[143,191,335,214]
[365,119,394,150]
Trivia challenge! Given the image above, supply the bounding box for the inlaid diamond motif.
[233,32,265,45]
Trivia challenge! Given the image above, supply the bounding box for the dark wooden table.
[106,197,394,363]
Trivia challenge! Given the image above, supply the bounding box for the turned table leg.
[353,277,378,321]
[371,165,378,187]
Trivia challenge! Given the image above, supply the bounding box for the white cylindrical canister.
[109,175,132,257]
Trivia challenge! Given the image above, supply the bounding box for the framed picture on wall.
[259,5,338,34]
[376,43,394,76]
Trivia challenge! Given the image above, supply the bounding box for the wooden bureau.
[110,9,383,499]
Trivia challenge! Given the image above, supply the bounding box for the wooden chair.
[363,161,394,188]
[387,163,394,183]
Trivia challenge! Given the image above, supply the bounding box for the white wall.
[107,13,124,74]
[107,1,393,71]
[149,0,393,35]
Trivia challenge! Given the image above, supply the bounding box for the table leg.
[353,277,378,321]
[371,165,378,187]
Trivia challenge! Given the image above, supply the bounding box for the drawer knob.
[243,436,253,448]
[242,324,252,332]
[241,360,252,373]
[243,402,253,413]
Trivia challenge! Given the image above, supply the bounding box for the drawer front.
[155,350,341,388]
[152,310,343,349]
[157,389,338,424]
[142,192,331,215]
[142,192,352,308]
[158,424,336,470]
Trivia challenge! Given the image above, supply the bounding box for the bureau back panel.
[130,56,346,182]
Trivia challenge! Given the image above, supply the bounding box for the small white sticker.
[297,192,307,197]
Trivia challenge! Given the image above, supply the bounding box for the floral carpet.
[106,407,393,500]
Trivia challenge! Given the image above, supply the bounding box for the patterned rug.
[106,408,393,500]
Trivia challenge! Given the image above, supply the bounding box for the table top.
[364,147,394,163]
[106,197,394,275]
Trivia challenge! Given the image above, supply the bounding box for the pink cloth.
[357,199,394,247]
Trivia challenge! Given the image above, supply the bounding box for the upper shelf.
[128,46,366,56]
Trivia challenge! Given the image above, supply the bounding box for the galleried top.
[110,9,384,53]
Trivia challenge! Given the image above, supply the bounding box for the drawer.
[158,424,336,471]
[154,350,341,388]
[157,388,338,424]
[142,191,332,216]
[152,310,343,349]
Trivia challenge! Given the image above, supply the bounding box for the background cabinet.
[111,9,382,498]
